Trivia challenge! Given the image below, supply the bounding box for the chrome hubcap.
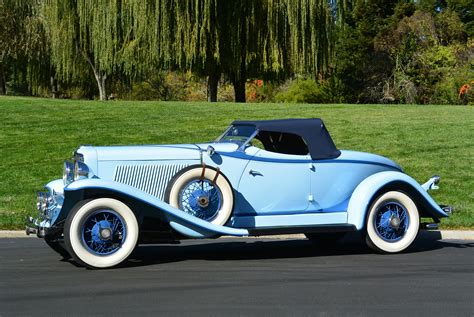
[197,196,210,208]
[99,227,112,240]
[390,216,401,229]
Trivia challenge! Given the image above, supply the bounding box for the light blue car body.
[38,120,448,240]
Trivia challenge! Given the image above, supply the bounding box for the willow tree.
[156,0,293,102]
[214,0,336,102]
[268,0,336,77]
[0,0,50,95]
[125,0,292,102]
[216,0,336,102]
[42,0,142,100]
[163,0,221,101]
[41,0,341,102]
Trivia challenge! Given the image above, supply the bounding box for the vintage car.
[27,118,451,268]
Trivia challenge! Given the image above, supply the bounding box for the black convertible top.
[231,118,341,160]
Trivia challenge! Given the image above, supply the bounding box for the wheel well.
[62,188,170,229]
[363,181,440,230]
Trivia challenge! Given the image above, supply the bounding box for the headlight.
[63,161,74,185]
[36,191,45,212]
[74,160,89,180]
[36,191,55,219]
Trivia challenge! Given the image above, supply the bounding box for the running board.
[247,224,357,236]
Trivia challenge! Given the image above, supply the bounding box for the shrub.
[274,78,333,104]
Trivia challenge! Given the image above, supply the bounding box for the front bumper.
[25,216,51,238]
[27,179,65,238]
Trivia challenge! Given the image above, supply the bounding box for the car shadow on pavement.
[118,231,473,269]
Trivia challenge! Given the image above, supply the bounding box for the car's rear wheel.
[165,165,234,226]
[64,198,139,269]
[365,191,419,253]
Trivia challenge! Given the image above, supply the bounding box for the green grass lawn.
[0,96,472,229]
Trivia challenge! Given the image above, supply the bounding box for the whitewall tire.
[366,191,419,253]
[165,166,234,226]
[64,198,139,269]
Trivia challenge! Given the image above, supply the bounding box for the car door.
[309,155,393,212]
[308,160,351,212]
[236,149,311,215]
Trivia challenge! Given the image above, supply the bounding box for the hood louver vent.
[113,164,188,200]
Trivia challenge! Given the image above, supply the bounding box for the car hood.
[91,144,201,161]
[77,143,239,162]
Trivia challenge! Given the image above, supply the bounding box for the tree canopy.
[1,0,471,104]
[41,0,338,101]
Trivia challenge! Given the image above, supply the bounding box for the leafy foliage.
[274,78,333,103]
[327,0,473,104]
[34,0,338,101]
[373,9,472,104]
[1,0,472,103]
[0,0,50,95]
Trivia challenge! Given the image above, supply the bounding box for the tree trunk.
[50,75,59,99]
[92,69,107,101]
[79,46,108,100]
[232,79,246,103]
[0,63,6,95]
[207,72,220,102]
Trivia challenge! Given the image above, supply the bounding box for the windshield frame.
[215,125,259,151]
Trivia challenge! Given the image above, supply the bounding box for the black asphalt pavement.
[1,233,473,316]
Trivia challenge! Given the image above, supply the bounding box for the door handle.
[249,169,263,177]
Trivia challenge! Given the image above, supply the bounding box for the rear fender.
[60,179,249,238]
[347,171,448,230]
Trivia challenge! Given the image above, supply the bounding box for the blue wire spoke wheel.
[166,166,234,226]
[178,179,223,221]
[366,191,419,253]
[65,198,139,269]
[373,202,409,242]
[81,210,127,255]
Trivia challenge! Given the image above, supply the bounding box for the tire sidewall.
[366,191,419,253]
[65,198,139,269]
[166,166,234,226]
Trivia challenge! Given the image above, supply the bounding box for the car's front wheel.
[165,165,234,226]
[64,198,139,269]
[365,191,419,253]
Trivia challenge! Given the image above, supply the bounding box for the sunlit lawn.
[0,96,472,229]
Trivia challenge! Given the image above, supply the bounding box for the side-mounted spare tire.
[165,165,234,226]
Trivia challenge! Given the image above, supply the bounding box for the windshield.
[216,125,256,144]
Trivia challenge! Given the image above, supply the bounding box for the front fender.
[347,171,448,230]
[62,179,249,238]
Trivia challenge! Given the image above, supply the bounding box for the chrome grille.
[113,164,188,200]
